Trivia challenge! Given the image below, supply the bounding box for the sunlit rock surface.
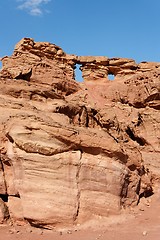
[0,38,159,228]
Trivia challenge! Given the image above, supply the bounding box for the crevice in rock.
[78,106,89,127]
[77,145,128,164]
[120,174,130,206]
[15,69,32,81]
[0,198,10,221]
[148,104,160,110]
[98,116,122,143]
[0,158,8,193]
[137,166,146,177]
[136,178,141,196]
[79,146,102,156]
[55,105,96,127]
[144,92,160,103]
[6,132,14,143]
[0,194,8,202]
[140,189,154,198]
[133,102,145,108]
[137,188,154,205]
[55,105,80,124]
[11,193,21,198]
[73,151,82,223]
[1,159,11,166]
[128,164,137,171]
[136,113,143,127]
[126,127,147,146]
[107,131,119,143]
[88,108,102,128]
[120,98,129,105]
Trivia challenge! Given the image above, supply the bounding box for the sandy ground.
[0,193,160,240]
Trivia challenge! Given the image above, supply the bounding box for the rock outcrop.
[0,38,159,229]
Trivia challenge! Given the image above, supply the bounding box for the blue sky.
[0,0,160,79]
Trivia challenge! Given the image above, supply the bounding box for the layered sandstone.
[0,38,159,229]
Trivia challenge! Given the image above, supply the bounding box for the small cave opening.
[108,73,115,81]
[139,189,154,199]
[137,189,154,205]
[0,194,8,202]
[15,69,32,81]
[74,64,83,82]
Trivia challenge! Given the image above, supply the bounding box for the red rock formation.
[0,38,159,229]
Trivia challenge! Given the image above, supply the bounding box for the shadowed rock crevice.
[144,92,160,110]
[120,174,130,206]
[126,127,147,146]
[0,194,8,203]
[55,105,99,127]
[0,198,10,222]
[73,151,82,222]
[120,170,153,207]
[139,189,154,199]
[15,68,32,81]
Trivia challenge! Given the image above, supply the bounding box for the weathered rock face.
[0,38,159,229]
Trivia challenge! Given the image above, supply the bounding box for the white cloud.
[17,0,51,16]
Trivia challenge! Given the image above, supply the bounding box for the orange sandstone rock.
[0,38,159,229]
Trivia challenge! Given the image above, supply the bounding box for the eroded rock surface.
[0,38,159,229]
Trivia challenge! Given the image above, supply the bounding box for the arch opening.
[74,64,83,82]
[108,73,115,81]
